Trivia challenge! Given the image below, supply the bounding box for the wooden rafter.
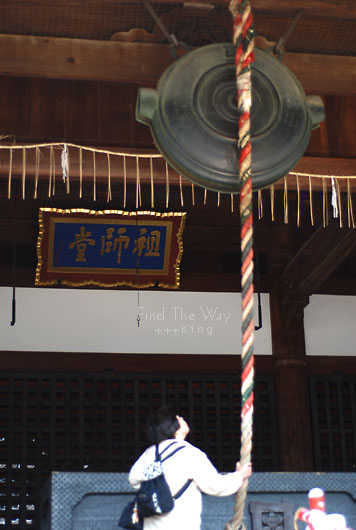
[282,216,356,296]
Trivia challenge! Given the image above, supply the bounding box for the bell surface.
[137,44,320,193]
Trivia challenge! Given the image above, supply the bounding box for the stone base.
[41,472,356,530]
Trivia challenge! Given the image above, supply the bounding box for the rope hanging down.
[225,1,255,529]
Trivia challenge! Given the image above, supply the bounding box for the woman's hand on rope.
[236,461,252,481]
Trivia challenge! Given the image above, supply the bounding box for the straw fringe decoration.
[138,158,142,207]
[135,156,141,208]
[322,178,327,227]
[48,147,52,198]
[283,176,288,224]
[324,177,329,227]
[7,148,13,200]
[79,147,83,199]
[309,176,314,226]
[335,178,342,228]
[270,184,275,221]
[347,178,355,228]
[179,174,184,207]
[107,153,112,203]
[150,157,155,208]
[296,175,300,227]
[34,147,40,200]
[22,148,26,199]
[50,145,56,197]
[1,142,356,228]
[65,148,70,194]
[123,155,127,208]
[347,178,351,228]
[93,151,96,202]
[165,161,170,208]
[257,189,263,219]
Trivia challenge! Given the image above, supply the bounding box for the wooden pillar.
[266,224,314,471]
[267,217,356,470]
[269,285,313,470]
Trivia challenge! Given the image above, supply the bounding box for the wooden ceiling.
[1,0,356,298]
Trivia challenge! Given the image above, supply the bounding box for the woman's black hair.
[146,406,180,444]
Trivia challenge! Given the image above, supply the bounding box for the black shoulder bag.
[119,442,192,529]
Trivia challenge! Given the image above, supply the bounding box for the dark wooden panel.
[307,356,356,375]
[304,116,330,157]
[97,82,152,146]
[325,95,356,158]
[0,350,354,377]
[0,77,31,139]
[0,75,154,146]
[62,80,100,144]
[30,78,66,141]
[310,373,356,470]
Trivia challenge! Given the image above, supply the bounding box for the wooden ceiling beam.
[5,0,354,17]
[250,0,356,18]
[0,34,355,95]
[0,34,172,85]
[0,266,246,292]
[282,54,356,96]
[88,0,356,18]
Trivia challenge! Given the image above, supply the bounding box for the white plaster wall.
[304,294,356,356]
[0,287,272,355]
[1,289,355,356]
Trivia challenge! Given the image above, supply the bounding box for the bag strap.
[173,478,193,500]
[161,445,186,463]
[161,443,193,498]
[154,441,177,462]
[155,442,193,500]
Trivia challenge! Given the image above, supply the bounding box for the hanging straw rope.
[225,1,255,529]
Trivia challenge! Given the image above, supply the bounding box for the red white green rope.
[225,1,255,529]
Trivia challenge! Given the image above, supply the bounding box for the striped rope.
[225,1,255,529]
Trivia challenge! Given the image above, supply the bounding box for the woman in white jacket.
[129,406,252,530]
